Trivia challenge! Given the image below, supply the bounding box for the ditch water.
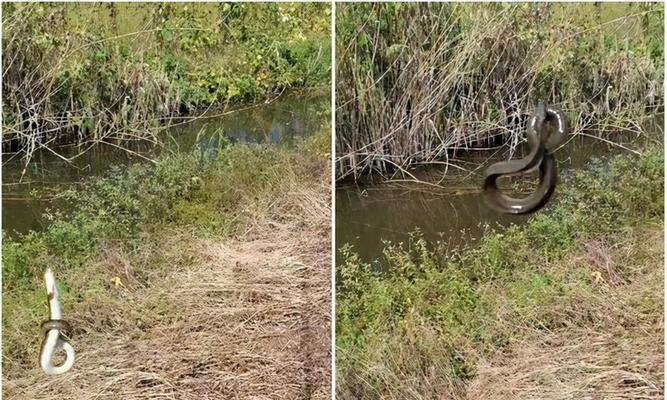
[2,92,329,237]
[336,121,663,265]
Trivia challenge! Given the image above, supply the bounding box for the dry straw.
[335,3,662,180]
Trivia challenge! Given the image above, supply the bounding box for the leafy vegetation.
[2,126,331,370]
[335,3,663,179]
[336,146,663,398]
[2,3,331,160]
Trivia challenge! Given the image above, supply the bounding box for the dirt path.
[175,225,331,399]
[6,189,331,399]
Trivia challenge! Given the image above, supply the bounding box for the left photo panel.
[2,2,332,398]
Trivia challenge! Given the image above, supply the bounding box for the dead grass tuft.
[469,229,663,400]
[4,161,332,399]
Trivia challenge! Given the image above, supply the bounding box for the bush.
[2,3,332,158]
[336,147,664,398]
[335,3,664,179]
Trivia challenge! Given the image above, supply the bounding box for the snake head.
[544,104,569,151]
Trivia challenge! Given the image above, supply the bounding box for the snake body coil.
[483,102,568,214]
[40,269,75,375]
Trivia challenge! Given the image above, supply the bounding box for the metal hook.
[40,268,75,375]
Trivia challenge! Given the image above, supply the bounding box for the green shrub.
[2,3,331,155]
[336,147,664,397]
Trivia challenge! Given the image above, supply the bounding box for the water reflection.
[336,127,662,264]
[2,92,329,236]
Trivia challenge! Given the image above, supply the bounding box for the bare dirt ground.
[5,184,331,399]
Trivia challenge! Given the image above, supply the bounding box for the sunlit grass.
[336,147,664,399]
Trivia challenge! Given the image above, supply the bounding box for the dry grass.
[335,3,663,180]
[3,164,332,399]
[470,328,662,400]
[469,228,664,400]
[336,228,663,400]
[335,145,664,399]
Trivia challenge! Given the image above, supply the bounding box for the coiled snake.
[483,102,568,214]
[40,269,75,374]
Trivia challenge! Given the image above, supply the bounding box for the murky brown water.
[2,93,329,236]
[336,122,663,264]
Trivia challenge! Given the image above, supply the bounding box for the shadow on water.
[336,120,663,266]
[2,92,329,237]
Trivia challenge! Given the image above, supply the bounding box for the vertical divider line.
[330,0,337,398]
[662,0,667,388]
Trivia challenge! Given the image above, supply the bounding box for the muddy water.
[2,93,329,236]
[336,125,662,264]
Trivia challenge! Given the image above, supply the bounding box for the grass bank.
[2,3,331,161]
[3,128,331,398]
[336,146,663,399]
[335,3,663,180]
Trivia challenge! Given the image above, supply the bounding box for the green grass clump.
[2,3,331,158]
[2,129,330,369]
[336,147,664,398]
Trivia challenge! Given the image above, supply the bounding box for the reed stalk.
[335,3,663,180]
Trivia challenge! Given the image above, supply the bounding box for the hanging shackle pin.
[482,101,568,214]
[40,268,75,375]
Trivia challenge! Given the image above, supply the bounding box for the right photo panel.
[335,3,664,399]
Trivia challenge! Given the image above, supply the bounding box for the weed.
[336,147,664,398]
[2,131,330,370]
[2,3,332,165]
[335,3,663,180]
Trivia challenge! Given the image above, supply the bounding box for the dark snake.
[483,101,568,214]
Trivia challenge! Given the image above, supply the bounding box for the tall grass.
[2,3,331,174]
[335,3,663,180]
